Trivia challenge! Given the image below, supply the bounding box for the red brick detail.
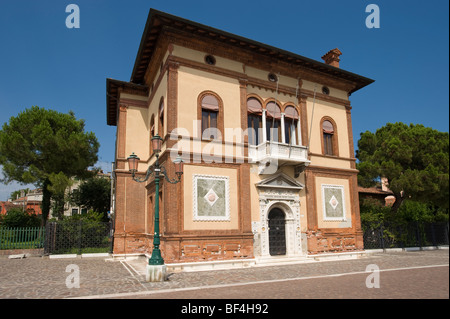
[306,230,362,254]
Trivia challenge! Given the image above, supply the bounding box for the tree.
[10,188,30,201]
[0,106,100,224]
[47,172,73,220]
[71,176,111,218]
[2,207,41,228]
[356,122,449,214]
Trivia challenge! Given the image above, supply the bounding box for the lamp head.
[173,155,184,175]
[151,134,163,154]
[127,152,140,173]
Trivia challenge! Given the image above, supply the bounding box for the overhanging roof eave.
[129,9,375,90]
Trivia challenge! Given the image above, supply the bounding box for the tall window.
[247,98,262,145]
[150,115,155,156]
[284,106,299,145]
[201,94,219,139]
[158,98,164,137]
[322,120,335,155]
[266,101,282,143]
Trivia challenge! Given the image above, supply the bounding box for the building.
[106,9,374,264]
[63,170,111,217]
[4,189,43,216]
[0,201,15,215]
[358,177,395,207]
[1,171,111,220]
[0,189,42,216]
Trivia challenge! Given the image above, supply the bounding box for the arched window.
[247,98,262,145]
[322,119,335,155]
[200,93,220,140]
[158,98,164,138]
[150,115,155,156]
[284,106,299,145]
[150,115,155,138]
[266,101,282,143]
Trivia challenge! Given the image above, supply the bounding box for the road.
[121,264,448,299]
[0,249,448,301]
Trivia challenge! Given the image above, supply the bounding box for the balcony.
[248,141,310,175]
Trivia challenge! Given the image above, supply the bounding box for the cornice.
[130,9,374,94]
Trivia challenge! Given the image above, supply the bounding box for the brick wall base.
[113,233,254,263]
[306,229,364,254]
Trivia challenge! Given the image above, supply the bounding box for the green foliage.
[70,177,111,217]
[361,197,448,226]
[356,122,449,212]
[47,211,111,254]
[396,200,449,223]
[360,197,448,249]
[9,189,29,201]
[359,197,391,227]
[48,172,73,219]
[0,106,100,223]
[1,207,41,228]
[58,209,105,222]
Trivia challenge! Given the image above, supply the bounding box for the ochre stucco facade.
[106,9,374,263]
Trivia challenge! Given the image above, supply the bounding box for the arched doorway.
[268,208,286,256]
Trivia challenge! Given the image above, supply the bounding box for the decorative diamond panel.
[321,184,346,221]
[193,175,230,221]
[204,188,219,207]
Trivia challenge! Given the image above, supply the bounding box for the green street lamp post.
[127,134,183,280]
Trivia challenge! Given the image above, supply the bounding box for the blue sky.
[0,0,448,200]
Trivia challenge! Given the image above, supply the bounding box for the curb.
[48,253,111,259]
[364,245,449,254]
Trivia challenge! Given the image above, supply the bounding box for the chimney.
[381,177,390,192]
[321,48,342,68]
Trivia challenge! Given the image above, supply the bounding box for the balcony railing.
[248,141,310,166]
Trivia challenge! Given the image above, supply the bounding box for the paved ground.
[0,249,448,300]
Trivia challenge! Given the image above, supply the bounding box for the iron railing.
[44,221,113,255]
[0,227,45,250]
[363,221,449,250]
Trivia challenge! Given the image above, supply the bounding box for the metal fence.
[363,221,449,250]
[44,221,113,255]
[0,227,45,250]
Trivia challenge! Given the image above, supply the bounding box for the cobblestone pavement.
[0,249,448,299]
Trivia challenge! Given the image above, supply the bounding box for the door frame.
[258,200,302,257]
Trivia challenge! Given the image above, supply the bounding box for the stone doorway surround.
[252,172,305,258]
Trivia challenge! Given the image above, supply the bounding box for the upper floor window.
[266,101,282,143]
[284,106,299,145]
[247,98,262,145]
[322,119,335,155]
[158,98,164,138]
[201,94,220,139]
[150,115,155,156]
